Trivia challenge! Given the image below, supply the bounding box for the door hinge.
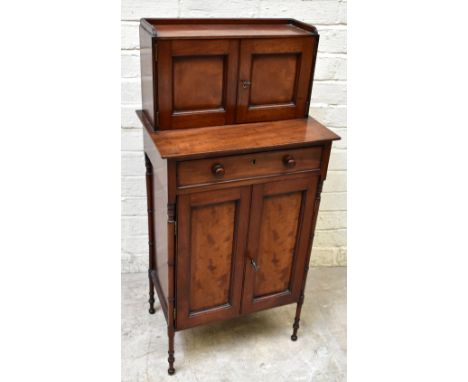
[174,220,177,237]
[156,111,159,127]
[173,307,176,321]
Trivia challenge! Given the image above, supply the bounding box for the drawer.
[177,146,322,187]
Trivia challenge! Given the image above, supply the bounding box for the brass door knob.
[283,155,296,168]
[212,163,225,178]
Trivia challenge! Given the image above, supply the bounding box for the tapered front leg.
[145,154,156,315]
[167,197,177,375]
[291,178,324,341]
[291,294,304,341]
[167,324,175,375]
[148,270,155,314]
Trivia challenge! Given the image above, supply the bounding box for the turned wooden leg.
[291,294,305,341]
[290,179,324,341]
[145,154,156,315]
[148,270,155,314]
[167,325,175,375]
[167,198,177,375]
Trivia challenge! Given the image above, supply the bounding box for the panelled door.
[158,39,239,130]
[241,174,319,314]
[236,37,317,123]
[176,186,250,330]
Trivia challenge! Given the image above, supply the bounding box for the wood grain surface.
[137,111,340,159]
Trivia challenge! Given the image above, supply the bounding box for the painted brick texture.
[121,0,347,272]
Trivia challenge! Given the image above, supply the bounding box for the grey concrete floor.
[122,267,346,382]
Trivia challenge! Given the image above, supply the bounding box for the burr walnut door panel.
[176,186,251,330]
[236,37,316,123]
[158,39,239,130]
[241,174,319,314]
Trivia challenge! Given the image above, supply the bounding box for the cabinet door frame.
[176,186,251,330]
[241,174,319,314]
[236,37,317,123]
[158,39,239,130]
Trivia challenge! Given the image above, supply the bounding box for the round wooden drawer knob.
[212,163,225,178]
[283,155,296,168]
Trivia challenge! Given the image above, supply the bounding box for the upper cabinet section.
[139,19,319,130]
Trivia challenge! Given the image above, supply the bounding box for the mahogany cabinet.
[139,18,319,130]
[136,19,340,376]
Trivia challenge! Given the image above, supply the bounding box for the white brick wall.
[121,0,347,272]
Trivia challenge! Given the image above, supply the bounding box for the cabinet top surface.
[137,111,340,160]
[141,18,317,39]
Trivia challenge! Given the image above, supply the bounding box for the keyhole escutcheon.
[241,80,251,89]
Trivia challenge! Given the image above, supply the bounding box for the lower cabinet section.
[175,173,319,330]
[140,115,340,374]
